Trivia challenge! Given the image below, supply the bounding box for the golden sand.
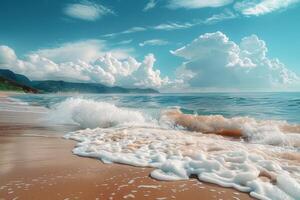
[0,92,254,200]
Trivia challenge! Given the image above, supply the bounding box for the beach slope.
[0,93,253,200]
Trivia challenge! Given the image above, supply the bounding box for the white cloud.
[152,22,194,31]
[121,27,147,35]
[165,0,299,16]
[35,40,106,63]
[203,9,237,24]
[103,27,147,37]
[131,54,169,88]
[32,40,133,64]
[3,32,296,92]
[64,0,114,21]
[234,0,300,16]
[0,46,17,65]
[0,42,171,89]
[171,31,254,68]
[102,11,236,37]
[117,39,133,45]
[143,0,157,11]
[172,31,300,91]
[152,11,236,31]
[167,0,233,9]
[139,39,169,47]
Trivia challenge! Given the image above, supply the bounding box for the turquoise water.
[13,92,300,124]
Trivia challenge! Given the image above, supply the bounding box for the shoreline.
[0,92,254,200]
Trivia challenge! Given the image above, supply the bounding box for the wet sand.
[0,93,254,200]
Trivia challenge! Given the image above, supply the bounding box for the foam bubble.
[65,126,300,200]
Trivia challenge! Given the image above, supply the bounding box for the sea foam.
[50,98,148,128]
[53,98,300,200]
[65,126,300,200]
[161,108,300,147]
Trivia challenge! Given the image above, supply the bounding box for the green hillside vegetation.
[0,77,23,91]
[0,77,38,93]
[0,69,159,94]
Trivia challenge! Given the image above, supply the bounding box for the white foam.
[161,109,300,147]
[138,185,161,189]
[50,98,148,128]
[59,99,300,200]
[65,125,300,200]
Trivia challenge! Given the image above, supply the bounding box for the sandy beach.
[0,92,254,200]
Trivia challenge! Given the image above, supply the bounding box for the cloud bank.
[1,32,299,91]
[0,41,170,89]
[172,31,300,91]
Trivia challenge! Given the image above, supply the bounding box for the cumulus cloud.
[0,46,17,64]
[2,32,296,92]
[0,41,171,89]
[234,0,300,16]
[130,54,168,88]
[143,0,157,11]
[64,0,114,21]
[167,0,233,9]
[172,31,300,91]
[139,39,169,47]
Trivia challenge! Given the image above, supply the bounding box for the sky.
[0,0,300,92]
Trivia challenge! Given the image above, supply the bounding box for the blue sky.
[0,0,300,91]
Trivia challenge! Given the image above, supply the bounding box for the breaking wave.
[161,108,300,147]
[50,98,300,200]
[50,98,149,128]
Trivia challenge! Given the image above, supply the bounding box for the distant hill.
[0,69,159,94]
[0,69,32,86]
[31,80,159,94]
[0,77,38,93]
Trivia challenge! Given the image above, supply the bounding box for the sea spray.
[49,98,148,128]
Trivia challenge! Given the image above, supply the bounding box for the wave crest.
[160,108,300,147]
[51,98,146,128]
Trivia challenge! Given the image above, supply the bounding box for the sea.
[6,92,300,200]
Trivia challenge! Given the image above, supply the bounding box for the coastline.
[0,92,254,200]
